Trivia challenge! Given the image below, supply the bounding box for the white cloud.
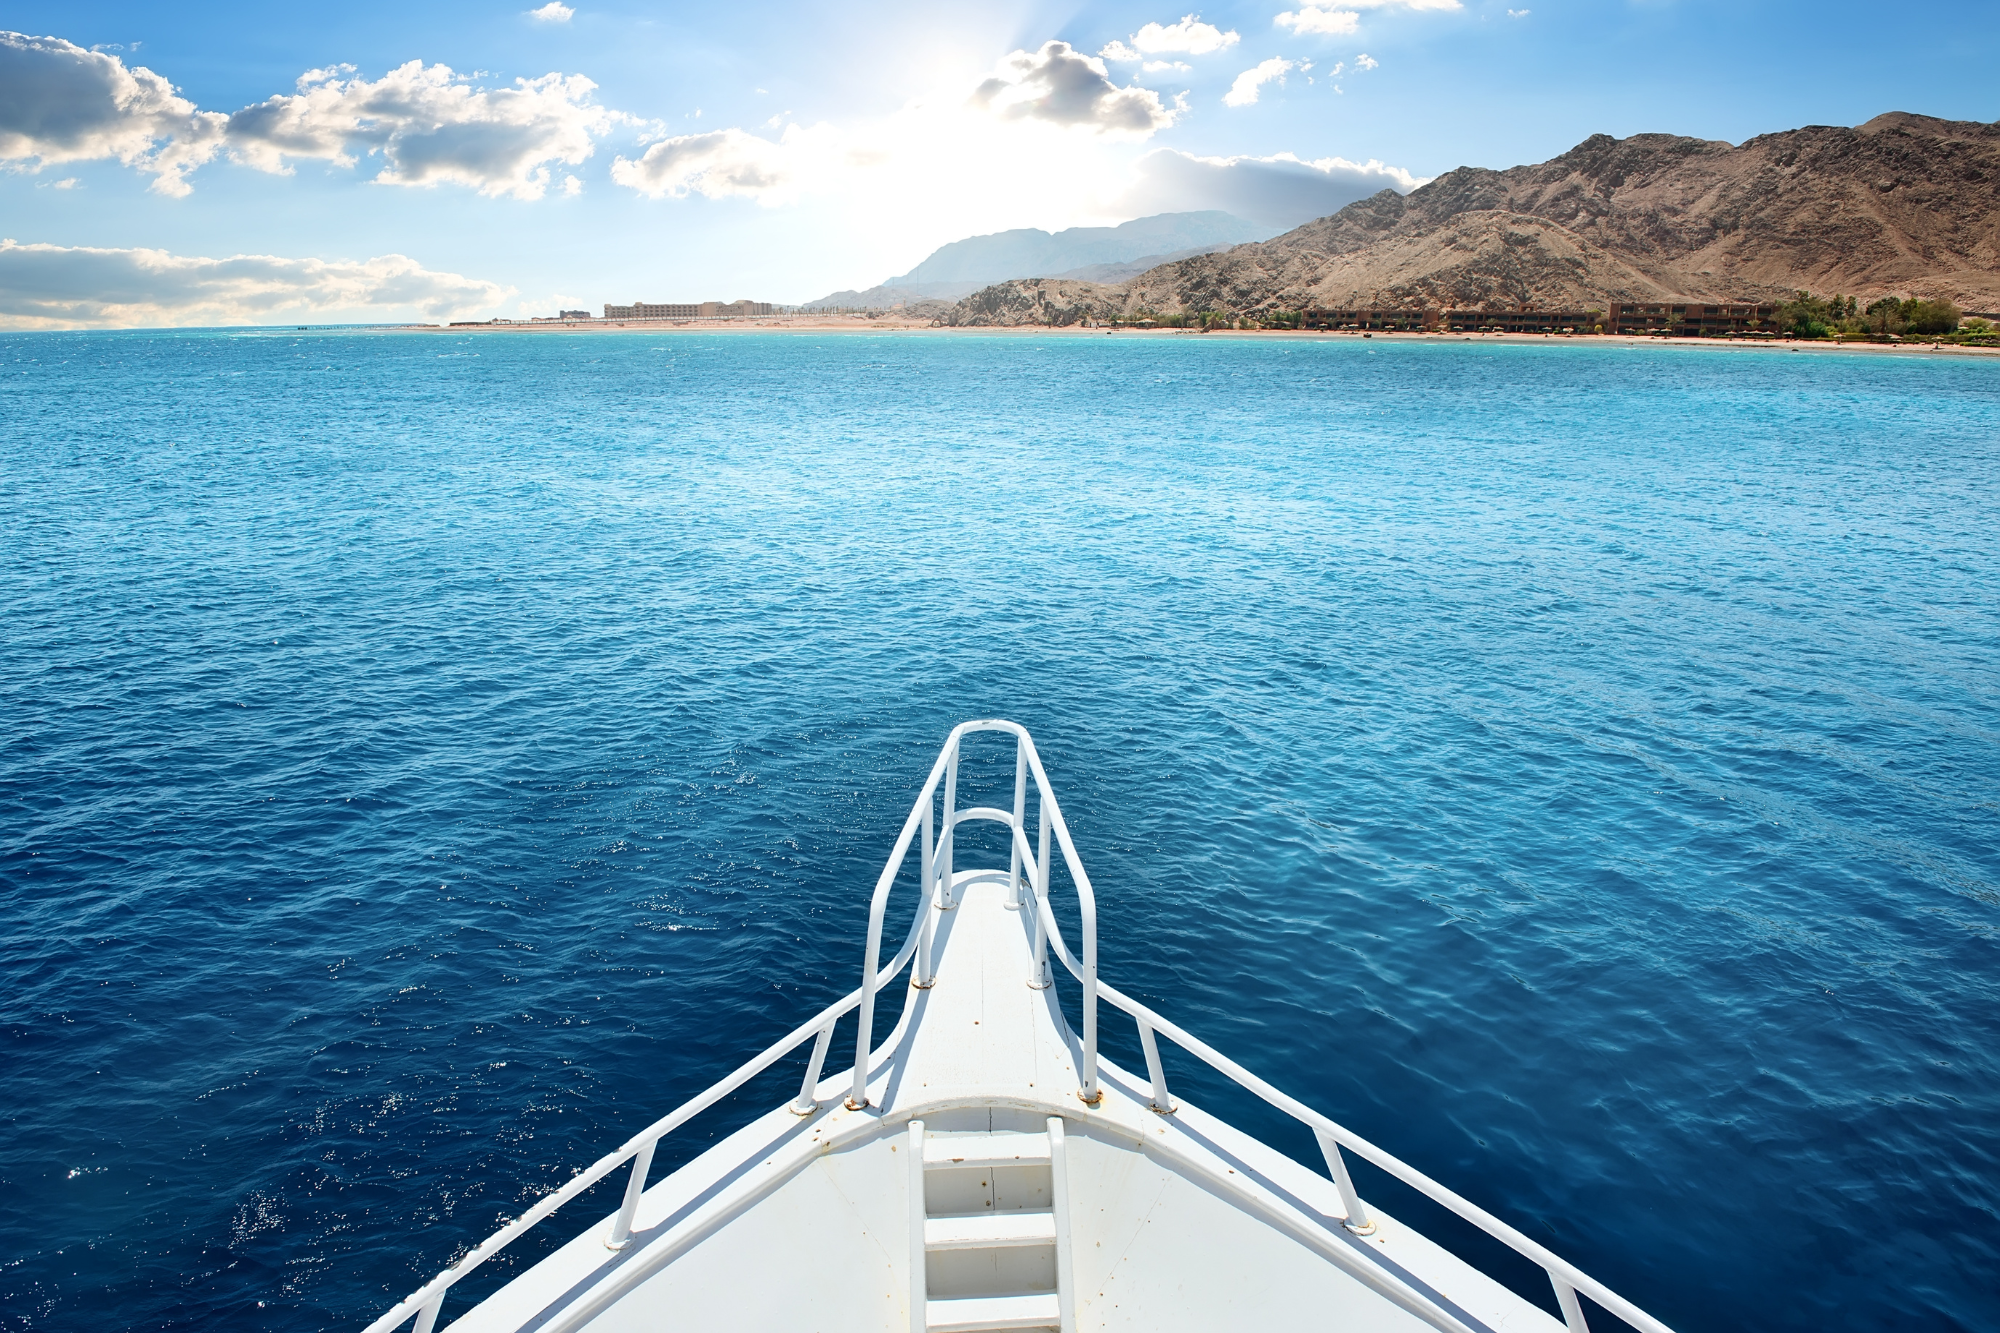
[610,123,844,203]
[1119,147,1426,228]
[0,35,618,200]
[1275,8,1361,35]
[1355,52,1379,69]
[1274,0,1459,35]
[1143,60,1193,72]
[0,238,509,329]
[225,62,614,200]
[527,3,575,21]
[0,32,227,196]
[1507,8,1530,16]
[1128,15,1240,55]
[1224,57,1295,107]
[971,42,1177,137]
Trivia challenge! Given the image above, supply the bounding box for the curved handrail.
[849,719,1100,1106]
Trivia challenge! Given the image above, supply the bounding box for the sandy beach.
[427,314,2000,357]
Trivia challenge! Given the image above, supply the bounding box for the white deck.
[444,871,1564,1333]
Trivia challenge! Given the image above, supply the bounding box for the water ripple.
[1,331,1995,1333]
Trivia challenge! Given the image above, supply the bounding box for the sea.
[2,329,1995,1333]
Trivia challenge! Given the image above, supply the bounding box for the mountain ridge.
[939,113,2000,325]
[801,211,1270,309]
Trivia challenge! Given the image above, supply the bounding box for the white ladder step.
[925,1211,1058,1250]
[922,1131,1051,1170]
[926,1292,1061,1332]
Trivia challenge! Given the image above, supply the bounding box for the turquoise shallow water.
[2,330,1996,1332]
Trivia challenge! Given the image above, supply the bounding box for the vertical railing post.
[1137,1018,1176,1113]
[915,798,936,987]
[1552,1277,1591,1333]
[411,1295,444,1333]
[1008,741,1027,908]
[1028,795,1051,988]
[1313,1127,1376,1234]
[849,888,890,1111]
[606,1140,656,1250]
[791,1024,835,1113]
[1079,869,1098,1105]
[940,741,959,909]
[920,792,934,907]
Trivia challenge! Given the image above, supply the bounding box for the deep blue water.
[2,329,1996,1333]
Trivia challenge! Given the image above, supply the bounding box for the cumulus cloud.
[0,32,226,196]
[0,34,615,199]
[1275,8,1361,35]
[1355,53,1379,69]
[0,238,509,328]
[528,3,574,20]
[1224,57,1295,106]
[1275,0,1459,35]
[610,123,842,202]
[1129,15,1240,55]
[971,42,1176,137]
[224,62,613,200]
[1118,147,1426,229]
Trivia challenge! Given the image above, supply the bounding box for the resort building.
[602,300,777,320]
[1440,304,1779,334]
[1293,304,1780,335]
[604,302,700,319]
[1601,302,1779,335]
[1302,308,1441,331]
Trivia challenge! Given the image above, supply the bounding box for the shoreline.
[420,317,2000,357]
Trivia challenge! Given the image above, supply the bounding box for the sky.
[1,0,1995,328]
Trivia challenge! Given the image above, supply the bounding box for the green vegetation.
[1776,293,1857,337]
[1778,291,1962,339]
[1145,310,1233,330]
[1101,299,1988,342]
[1871,296,1962,336]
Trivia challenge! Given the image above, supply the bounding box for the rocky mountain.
[942,113,2000,325]
[802,211,1269,309]
[803,245,1248,310]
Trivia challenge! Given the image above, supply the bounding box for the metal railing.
[365,720,1670,1333]
[850,719,1100,1108]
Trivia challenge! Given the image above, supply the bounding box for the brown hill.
[941,112,2000,325]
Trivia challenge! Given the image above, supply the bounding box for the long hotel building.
[603,300,776,319]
